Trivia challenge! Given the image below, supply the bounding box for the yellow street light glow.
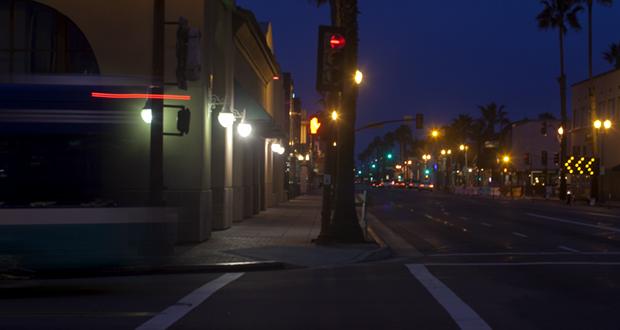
[431,130,439,138]
[594,119,602,129]
[395,164,402,169]
[459,144,468,151]
[441,149,446,155]
[604,119,612,130]
[354,69,363,85]
[447,149,452,155]
[331,110,339,121]
[502,155,510,163]
[332,141,337,147]
[557,126,564,135]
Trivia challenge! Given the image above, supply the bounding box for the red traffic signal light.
[329,34,346,49]
[316,26,346,92]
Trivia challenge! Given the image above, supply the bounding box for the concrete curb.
[365,211,423,258]
[1,260,287,280]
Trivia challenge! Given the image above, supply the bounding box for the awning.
[234,80,285,138]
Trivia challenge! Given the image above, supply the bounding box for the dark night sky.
[237,0,620,152]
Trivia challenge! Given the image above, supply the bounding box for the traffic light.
[524,153,530,166]
[553,153,559,166]
[387,153,393,160]
[415,113,424,129]
[541,151,548,166]
[424,168,430,175]
[310,116,321,135]
[176,107,191,134]
[316,26,346,92]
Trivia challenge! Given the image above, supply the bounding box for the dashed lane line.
[557,245,581,253]
[526,213,620,233]
[427,251,620,257]
[512,232,528,238]
[136,273,244,330]
[480,222,493,227]
[424,262,620,266]
[406,264,491,330]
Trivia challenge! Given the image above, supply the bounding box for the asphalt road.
[2,189,620,329]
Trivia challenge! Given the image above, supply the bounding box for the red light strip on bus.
[91,92,191,101]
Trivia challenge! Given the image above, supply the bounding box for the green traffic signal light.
[387,153,393,159]
[371,164,376,169]
[424,169,430,175]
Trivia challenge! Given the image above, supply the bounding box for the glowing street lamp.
[431,130,440,138]
[237,122,252,138]
[502,155,511,163]
[557,126,564,136]
[217,110,235,128]
[593,119,602,129]
[331,110,339,121]
[603,119,612,130]
[354,69,364,85]
[140,108,153,124]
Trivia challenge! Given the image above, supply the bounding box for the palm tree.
[312,0,364,242]
[537,0,583,199]
[478,102,508,138]
[603,42,620,69]
[476,103,508,171]
[394,125,413,162]
[579,0,612,77]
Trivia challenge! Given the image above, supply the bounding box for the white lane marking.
[136,273,243,330]
[427,251,620,257]
[480,222,492,227]
[557,245,581,253]
[443,211,451,216]
[526,213,620,233]
[582,212,620,219]
[425,214,434,220]
[406,264,491,330]
[459,217,469,221]
[512,232,528,238]
[424,262,620,266]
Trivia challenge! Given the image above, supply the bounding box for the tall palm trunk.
[331,0,364,242]
[559,28,568,199]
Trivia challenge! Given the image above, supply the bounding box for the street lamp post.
[502,154,512,198]
[460,144,469,186]
[593,119,613,203]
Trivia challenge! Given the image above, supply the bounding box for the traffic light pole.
[149,0,165,206]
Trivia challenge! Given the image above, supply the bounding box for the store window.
[0,0,99,75]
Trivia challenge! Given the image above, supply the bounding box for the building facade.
[502,119,561,196]
[0,0,297,258]
[570,68,620,201]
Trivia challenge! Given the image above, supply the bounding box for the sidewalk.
[171,193,387,269]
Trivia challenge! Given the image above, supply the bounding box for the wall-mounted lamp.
[212,95,253,137]
[271,143,285,155]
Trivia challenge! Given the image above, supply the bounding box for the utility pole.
[150,0,165,205]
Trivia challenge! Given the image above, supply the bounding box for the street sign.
[323,174,332,185]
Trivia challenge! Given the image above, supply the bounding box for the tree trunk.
[331,0,364,242]
[559,28,567,200]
